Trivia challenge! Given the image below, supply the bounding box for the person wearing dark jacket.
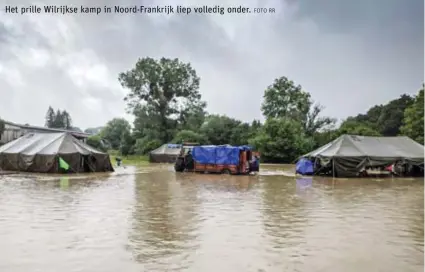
[184,150,194,170]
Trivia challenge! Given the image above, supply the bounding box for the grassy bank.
[108,150,150,166]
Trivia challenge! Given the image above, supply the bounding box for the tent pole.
[332,159,335,179]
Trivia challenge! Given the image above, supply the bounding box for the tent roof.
[302,134,424,159]
[150,144,182,155]
[0,132,106,155]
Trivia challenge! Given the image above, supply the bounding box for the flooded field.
[0,164,423,272]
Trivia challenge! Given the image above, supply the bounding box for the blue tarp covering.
[296,158,314,175]
[238,145,252,151]
[192,145,245,165]
[216,146,240,165]
[167,144,182,148]
[192,146,216,164]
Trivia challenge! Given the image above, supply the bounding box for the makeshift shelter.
[296,158,314,175]
[300,135,424,177]
[149,144,182,163]
[0,132,114,173]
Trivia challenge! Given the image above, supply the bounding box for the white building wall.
[0,123,88,145]
[0,123,24,144]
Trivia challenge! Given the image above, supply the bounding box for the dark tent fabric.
[0,132,114,173]
[149,144,182,163]
[301,135,424,177]
[296,158,314,175]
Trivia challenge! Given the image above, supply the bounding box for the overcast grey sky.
[0,0,423,130]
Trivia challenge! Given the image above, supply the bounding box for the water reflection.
[262,175,424,272]
[0,165,423,272]
[128,171,200,270]
[180,173,258,192]
[260,176,310,270]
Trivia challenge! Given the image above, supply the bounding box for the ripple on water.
[0,167,423,272]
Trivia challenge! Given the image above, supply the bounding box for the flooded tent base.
[306,158,424,178]
[0,132,114,174]
[297,135,424,178]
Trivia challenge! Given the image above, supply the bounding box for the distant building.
[0,121,91,145]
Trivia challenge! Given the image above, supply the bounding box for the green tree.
[86,135,106,152]
[100,118,132,150]
[53,109,64,128]
[337,120,381,136]
[133,137,162,155]
[376,94,413,136]
[119,57,206,143]
[61,110,72,130]
[229,122,254,146]
[261,76,334,136]
[172,130,205,144]
[84,127,104,135]
[401,87,424,143]
[120,129,135,156]
[178,102,207,131]
[45,106,55,128]
[304,104,336,136]
[261,77,310,120]
[131,104,163,141]
[45,107,74,129]
[200,115,242,145]
[251,119,262,130]
[348,95,414,136]
[311,129,339,149]
[249,118,313,163]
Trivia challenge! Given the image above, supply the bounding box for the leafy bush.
[86,135,107,152]
[172,130,205,144]
[134,137,162,155]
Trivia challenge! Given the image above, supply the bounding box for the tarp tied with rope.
[0,132,114,173]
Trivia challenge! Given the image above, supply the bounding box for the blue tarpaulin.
[192,146,216,164]
[167,144,182,148]
[296,158,314,175]
[192,145,245,165]
[216,146,240,165]
[238,145,252,151]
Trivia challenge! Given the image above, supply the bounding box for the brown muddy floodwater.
[0,164,423,272]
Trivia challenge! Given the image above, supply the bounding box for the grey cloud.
[0,0,422,130]
[292,0,423,34]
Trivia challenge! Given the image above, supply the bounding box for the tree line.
[1,57,423,163]
[86,57,424,163]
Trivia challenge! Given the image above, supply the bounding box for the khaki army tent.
[300,135,424,177]
[149,144,182,163]
[0,132,114,173]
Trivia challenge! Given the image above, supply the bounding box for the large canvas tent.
[300,135,424,177]
[149,144,182,163]
[0,132,114,173]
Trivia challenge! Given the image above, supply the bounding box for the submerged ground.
[0,164,423,272]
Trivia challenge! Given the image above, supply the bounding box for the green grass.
[108,150,150,166]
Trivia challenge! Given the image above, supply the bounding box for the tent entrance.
[410,165,424,177]
[81,155,96,172]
